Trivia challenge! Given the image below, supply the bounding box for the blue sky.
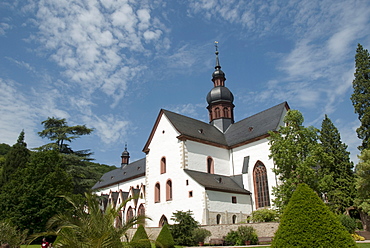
[1,0,369,166]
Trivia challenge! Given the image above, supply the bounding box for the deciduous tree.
[268,110,330,212]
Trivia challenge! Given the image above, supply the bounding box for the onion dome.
[206,86,234,104]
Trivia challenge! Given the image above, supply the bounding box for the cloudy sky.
[1,0,369,166]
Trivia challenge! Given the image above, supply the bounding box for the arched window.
[232,215,237,224]
[126,206,134,223]
[138,204,145,217]
[253,161,270,208]
[223,107,229,118]
[215,107,221,118]
[159,215,168,227]
[161,157,166,174]
[207,157,214,174]
[166,179,172,201]
[155,183,160,203]
[216,214,221,224]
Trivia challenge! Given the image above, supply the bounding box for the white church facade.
[92,49,289,227]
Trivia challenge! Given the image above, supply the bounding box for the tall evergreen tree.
[38,117,93,158]
[319,115,355,214]
[0,130,30,185]
[351,43,370,151]
[268,110,331,212]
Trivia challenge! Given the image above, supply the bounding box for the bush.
[155,224,175,248]
[271,183,357,248]
[251,208,279,223]
[0,220,28,247]
[338,215,357,234]
[170,210,198,246]
[130,225,151,248]
[192,228,211,243]
[224,226,258,245]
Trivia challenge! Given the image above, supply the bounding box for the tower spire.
[206,42,235,132]
[121,143,130,168]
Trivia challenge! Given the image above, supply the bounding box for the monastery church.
[93,48,289,228]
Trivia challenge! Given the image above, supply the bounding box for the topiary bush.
[338,214,357,234]
[155,224,175,248]
[271,183,357,248]
[251,208,279,223]
[130,225,151,248]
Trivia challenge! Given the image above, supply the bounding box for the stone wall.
[127,222,279,242]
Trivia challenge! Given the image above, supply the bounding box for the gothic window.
[159,215,168,227]
[166,179,172,201]
[160,157,166,174]
[126,206,134,223]
[155,183,160,203]
[138,204,145,216]
[253,161,270,208]
[207,157,214,174]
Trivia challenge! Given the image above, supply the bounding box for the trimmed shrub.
[339,214,357,234]
[251,208,279,223]
[155,224,175,248]
[130,225,151,248]
[271,183,357,248]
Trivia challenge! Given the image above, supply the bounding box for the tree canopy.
[351,43,370,151]
[268,110,330,212]
[319,115,355,214]
[38,117,93,158]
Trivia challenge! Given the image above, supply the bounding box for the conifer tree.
[155,224,175,248]
[130,225,151,248]
[0,130,30,185]
[351,43,370,151]
[268,110,330,212]
[319,115,355,214]
[271,183,357,248]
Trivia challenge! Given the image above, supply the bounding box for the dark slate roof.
[161,101,288,147]
[161,110,228,145]
[92,158,146,190]
[225,102,288,146]
[184,169,251,195]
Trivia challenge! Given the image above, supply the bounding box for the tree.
[319,115,355,214]
[38,117,93,158]
[155,224,175,248]
[271,183,357,248]
[170,210,199,246]
[0,131,30,186]
[355,149,370,230]
[268,110,330,212]
[351,43,370,151]
[33,193,145,248]
[0,150,73,234]
[0,220,28,248]
[130,225,151,248]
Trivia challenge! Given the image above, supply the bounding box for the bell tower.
[206,42,235,132]
[121,144,130,168]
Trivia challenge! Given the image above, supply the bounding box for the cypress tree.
[351,43,370,151]
[319,115,355,214]
[271,183,357,248]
